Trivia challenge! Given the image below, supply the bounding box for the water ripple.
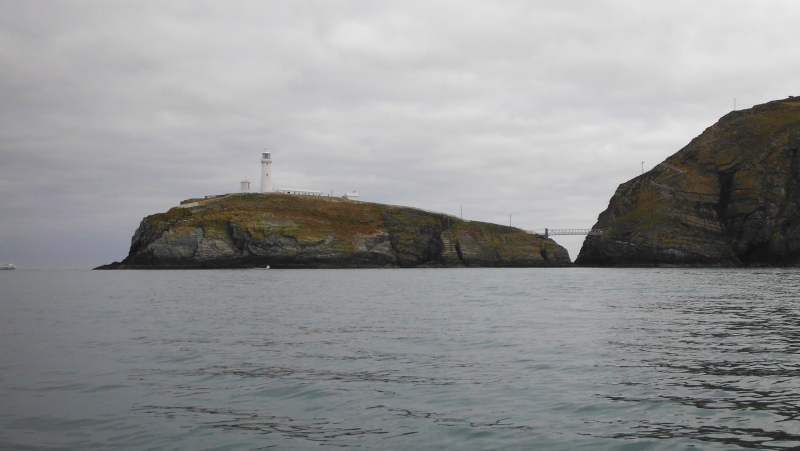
[4,268,800,449]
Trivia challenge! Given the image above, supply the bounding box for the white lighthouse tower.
[260,151,272,193]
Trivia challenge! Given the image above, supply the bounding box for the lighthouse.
[260,151,272,193]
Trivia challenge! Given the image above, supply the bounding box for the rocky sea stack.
[97,194,571,269]
[577,97,800,267]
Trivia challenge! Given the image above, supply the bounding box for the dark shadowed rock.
[577,97,800,267]
[98,194,571,269]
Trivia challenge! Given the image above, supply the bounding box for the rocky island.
[577,96,800,266]
[97,194,571,269]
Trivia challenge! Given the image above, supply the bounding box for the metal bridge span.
[527,228,604,238]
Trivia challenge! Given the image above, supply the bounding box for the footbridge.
[527,228,604,238]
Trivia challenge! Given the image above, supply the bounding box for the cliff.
[98,194,571,269]
[576,96,800,266]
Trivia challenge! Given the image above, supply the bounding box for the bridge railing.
[526,228,604,238]
[548,229,603,236]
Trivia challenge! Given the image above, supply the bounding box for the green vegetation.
[104,192,572,269]
[577,97,800,266]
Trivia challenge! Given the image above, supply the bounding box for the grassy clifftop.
[99,193,571,269]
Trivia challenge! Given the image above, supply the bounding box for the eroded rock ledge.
[577,96,800,267]
[97,194,571,269]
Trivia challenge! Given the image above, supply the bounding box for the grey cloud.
[2,0,800,267]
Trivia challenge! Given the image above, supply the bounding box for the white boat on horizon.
[0,263,16,270]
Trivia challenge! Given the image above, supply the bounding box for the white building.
[240,180,250,193]
[343,191,360,201]
[260,151,272,193]
[275,187,323,197]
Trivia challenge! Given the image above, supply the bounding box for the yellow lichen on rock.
[99,193,571,269]
[577,96,800,266]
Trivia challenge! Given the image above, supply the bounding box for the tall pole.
[509,214,512,227]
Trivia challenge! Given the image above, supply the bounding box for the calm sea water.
[2,268,800,450]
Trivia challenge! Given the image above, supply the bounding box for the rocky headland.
[577,96,800,267]
[97,194,571,269]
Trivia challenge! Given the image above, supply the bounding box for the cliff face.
[576,97,800,267]
[99,194,571,269]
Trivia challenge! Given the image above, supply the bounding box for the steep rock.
[576,97,800,266]
[98,193,571,269]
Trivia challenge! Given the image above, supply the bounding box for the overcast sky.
[2,0,799,268]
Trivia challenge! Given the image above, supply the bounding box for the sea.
[2,268,800,450]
